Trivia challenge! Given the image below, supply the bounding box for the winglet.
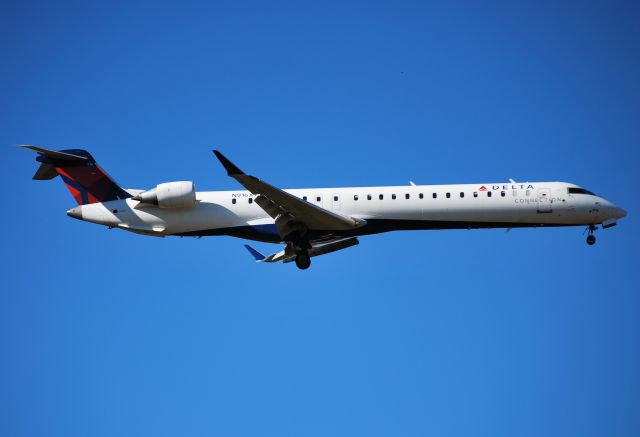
[244,244,266,261]
[213,150,244,176]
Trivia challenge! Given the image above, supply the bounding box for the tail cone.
[67,206,83,220]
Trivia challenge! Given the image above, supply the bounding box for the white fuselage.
[72,181,626,243]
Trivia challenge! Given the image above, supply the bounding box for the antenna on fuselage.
[409,181,416,186]
[509,178,516,183]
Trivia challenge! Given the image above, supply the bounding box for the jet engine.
[133,181,196,208]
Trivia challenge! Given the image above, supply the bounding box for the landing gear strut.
[295,252,311,270]
[586,225,597,246]
[287,231,312,270]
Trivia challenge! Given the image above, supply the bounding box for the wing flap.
[310,236,359,257]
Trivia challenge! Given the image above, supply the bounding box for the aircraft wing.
[244,237,360,263]
[213,151,366,236]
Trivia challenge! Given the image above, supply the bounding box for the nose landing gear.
[586,225,597,245]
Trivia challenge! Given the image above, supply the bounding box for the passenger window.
[460,192,464,198]
[392,194,396,200]
[446,192,451,198]
[232,198,236,204]
[354,195,358,201]
[379,194,384,200]
[303,196,307,201]
[473,192,478,198]
[405,193,410,199]
[316,196,321,202]
[512,190,517,197]
[419,193,423,199]
[433,193,437,199]
[367,194,372,200]
[334,195,338,201]
[487,192,492,197]
[501,191,505,197]
[249,198,253,204]
[526,190,530,197]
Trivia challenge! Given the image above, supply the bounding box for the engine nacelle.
[133,181,196,208]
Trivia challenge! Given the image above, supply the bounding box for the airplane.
[22,145,627,270]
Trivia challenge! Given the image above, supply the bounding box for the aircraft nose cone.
[67,206,83,220]
[616,207,628,219]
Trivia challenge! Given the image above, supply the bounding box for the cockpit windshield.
[568,187,596,196]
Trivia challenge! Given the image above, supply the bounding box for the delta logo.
[478,184,535,191]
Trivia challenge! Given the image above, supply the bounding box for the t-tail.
[21,145,131,205]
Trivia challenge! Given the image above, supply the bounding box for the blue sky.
[2,1,639,436]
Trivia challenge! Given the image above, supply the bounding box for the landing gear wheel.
[295,253,311,270]
[586,235,596,245]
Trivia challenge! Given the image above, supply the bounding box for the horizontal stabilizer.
[19,145,88,161]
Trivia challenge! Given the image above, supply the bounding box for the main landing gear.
[586,225,597,246]
[295,252,311,270]
[288,231,312,270]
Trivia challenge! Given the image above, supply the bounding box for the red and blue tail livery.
[21,145,131,205]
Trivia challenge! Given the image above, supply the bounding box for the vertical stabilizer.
[21,145,132,205]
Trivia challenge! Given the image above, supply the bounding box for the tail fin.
[21,145,132,205]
